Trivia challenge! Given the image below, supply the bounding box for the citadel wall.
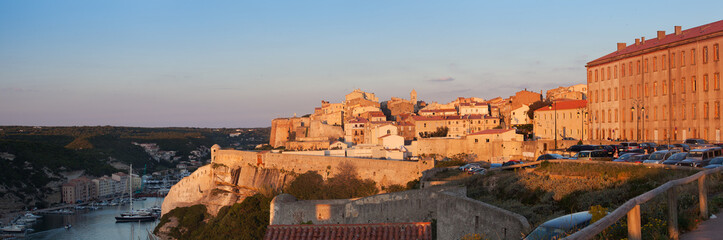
[270,187,530,240]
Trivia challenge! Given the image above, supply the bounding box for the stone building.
[587,20,723,141]
[534,99,589,140]
[62,177,91,204]
[546,84,588,101]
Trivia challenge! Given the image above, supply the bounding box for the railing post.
[627,204,642,240]
[668,187,679,240]
[699,174,709,220]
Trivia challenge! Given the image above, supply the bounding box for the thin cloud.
[428,77,455,82]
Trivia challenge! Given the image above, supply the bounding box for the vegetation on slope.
[461,161,723,238]
[154,194,272,240]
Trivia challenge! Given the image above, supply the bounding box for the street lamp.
[577,110,588,142]
[631,105,645,142]
[549,104,557,150]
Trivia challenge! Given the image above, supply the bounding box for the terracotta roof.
[412,116,445,121]
[588,20,723,66]
[348,118,369,123]
[419,108,456,113]
[369,111,386,117]
[536,99,587,112]
[396,122,415,126]
[263,222,432,240]
[469,129,515,135]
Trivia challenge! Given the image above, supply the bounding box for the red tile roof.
[411,116,445,121]
[419,108,456,113]
[588,20,723,66]
[369,111,386,117]
[264,222,432,240]
[469,129,515,135]
[535,99,587,112]
[348,117,369,123]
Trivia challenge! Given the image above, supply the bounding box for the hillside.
[0,126,269,213]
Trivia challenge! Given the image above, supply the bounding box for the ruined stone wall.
[270,187,530,240]
[307,120,344,140]
[211,147,433,187]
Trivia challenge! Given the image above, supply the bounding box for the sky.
[1,1,722,128]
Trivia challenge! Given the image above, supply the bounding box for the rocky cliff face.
[161,163,294,217]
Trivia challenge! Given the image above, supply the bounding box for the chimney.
[641,37,645,43]
[617,43,627,51]
[635,38,640,45]
[657,31,666,40]
[675,26,682,35]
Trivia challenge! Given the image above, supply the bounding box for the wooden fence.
[492,160,715,240]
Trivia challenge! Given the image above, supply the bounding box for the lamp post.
[549,104,557,150]
[631,100,645,142]
[577,110,588,142]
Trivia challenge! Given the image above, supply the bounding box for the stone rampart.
[412,138,583,162]
[211,147,433,187]
[269,187,530,240]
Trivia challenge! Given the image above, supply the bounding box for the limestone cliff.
[161,163,294,216]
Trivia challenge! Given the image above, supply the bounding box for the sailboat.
[115,164,156,223]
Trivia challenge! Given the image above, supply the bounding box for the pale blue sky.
[1,1,721,127]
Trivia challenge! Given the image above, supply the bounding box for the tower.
[410,89,417,103]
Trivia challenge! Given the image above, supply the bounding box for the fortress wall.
[211,148,433,187]
[413,138,582,162]
[270,187,529,240]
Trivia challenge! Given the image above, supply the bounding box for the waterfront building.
[587,20,723,142]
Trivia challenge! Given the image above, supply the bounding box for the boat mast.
[129,164,133,211]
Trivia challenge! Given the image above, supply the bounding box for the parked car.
[677,148,722,167]
[537,154,568,161]
[639,142,657,153]
[643,150,680,164]
[599,145,616,157]
[662,152,689,165]
[566,145,600,153]
[468,167,486,175]
[704,157,723,169]
[619,142,640,153]
[629,154,650,163]
[673,143,691,152]
[489,163,503,169]
[656,144,677,151]
[573,150,613,161]
[613,153,639,162]
[523,211,592,240]
[685,138,709,145]
[502,160,524,167]
[459,163,482,172]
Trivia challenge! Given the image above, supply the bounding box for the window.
[691,48,696,65]
[607,67,611,80]
[653,81,657,96]
[704,102,709,119]
[588,71,592,82]
[703,46,709,64]
[716,73,721,90]
[629,61,633,75]
[629,85,633,99]
[614,66,618,78]
[622,86,626,99]
[663,105,668,120]
[662,54,667,70]
[663,81,667,95]
[715,44,720,61]
[671,80,676,94]
[615,110,618,122]
[671,53,676,67]
[682,105,686,120]
[595,69,598,82]
[637,84,641,98]
[681,78,686,94]
[645,83,649,97]
[692,103,697,120]
[607,88,611,102]
[692,76,697,92]
[615,87,618,100]
[653,57,657,71]
[716,102,720,119]
[704,74,709,91]
[644,58,649,73]
[601,69,604,80]
[654,107,658,121]
[637,60,641,74]
[681,51,686,66]
[607,110,611,123]
[595,90,599,103]
[622,63,626,76]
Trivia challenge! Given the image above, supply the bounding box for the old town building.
[534,99,589,141]
[587,20,723,141]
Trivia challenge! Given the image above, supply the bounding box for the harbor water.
[26,197,163,240]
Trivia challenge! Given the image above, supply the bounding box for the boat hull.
[115,216,156,223]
